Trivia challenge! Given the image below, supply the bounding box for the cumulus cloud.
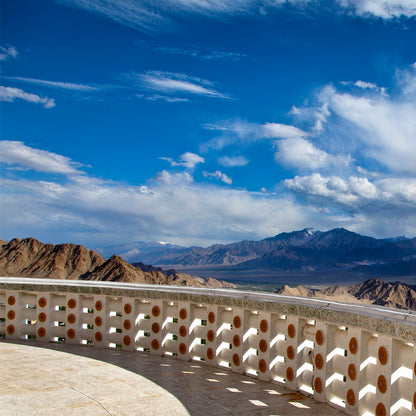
[262,122,308,139]
[1,141,324,246]
[160,152,205,169]
[0,86,55,108]
[203,170,232,184]
[0,141,84,174]
[133,71,230,99]
[0,46,18,61]
[218,155,249,167]
[274,137,351,170]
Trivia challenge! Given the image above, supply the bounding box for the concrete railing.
[1,277,416,416]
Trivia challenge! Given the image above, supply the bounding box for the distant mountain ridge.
[0,238,234,288]
[276,277,416,311]
[109,228,416,279]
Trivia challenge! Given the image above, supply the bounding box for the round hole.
[259,339,268,353]
[95,316,102,327]
[314,377,322,393]
[124,303,132,314]
[7,325,15,335]
[151,339,160,350]
[67,314,76,324]
[376,403,386,416]
[259,359,267,373]
[179,325,187,337]
[287,345,295,360]
[377,375,387,394]
[8,296,16,306]
[123,335,131,346]
[378,346,388,365]
[286,367,294,382]
[152,306,160,317]
[95,300,103,311]
[233,335,240,347]
[7,310,15,320]
[152,322,160,333]
[179,308,187,320]
[38,312,47,323]
[315,353,324,370]
[208,312,215,324]
[287,324,295,338]
[233,316,241,329]
[95,332,103,342]
[348,363,356,380]
[67,329,76,339]
[260,319,268,333]
[123,320,131,330]
[346,389,355,406]
[37,327,46,338]
[349,337,358,354]
[207,330,215,342]
[179,343,187,354]
[38,297,47,308]
[232,353,240,366]
[207,348,214,360]
[67,299,77,309]
[315,330,324,345]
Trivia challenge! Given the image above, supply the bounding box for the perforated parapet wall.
[1,277,416,416]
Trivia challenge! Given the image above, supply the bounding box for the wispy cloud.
[137,93,189,103]
[160,152,205,169]
[56,0,416,33]
[0,46,18,61]
[218,155,249,167]
[5,76,99,91]
[0,141,84,174]
[133,71,230,99]
[0,86,55,108]
[203,170,232,184]
[155,46,246,61]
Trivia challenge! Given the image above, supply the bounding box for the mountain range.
[276,277,416,311]
[95,228,416,279]
[0,238,234,288]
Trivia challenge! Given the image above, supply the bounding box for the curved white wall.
[1,277,416,416]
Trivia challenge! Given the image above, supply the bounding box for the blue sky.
[1,0,416,247]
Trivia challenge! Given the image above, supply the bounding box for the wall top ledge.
[2,277,416,342]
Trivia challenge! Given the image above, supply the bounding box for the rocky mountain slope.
[128,228,416,278]
[276,277,416,310]
[0,238,235,288]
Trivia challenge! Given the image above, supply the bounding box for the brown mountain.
[276,277,416,310]
[0,238,235,288]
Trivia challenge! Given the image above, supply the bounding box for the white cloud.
[154,170,193,185]
[0,141,84,174]
[218,155,249,167]
[339,0,416,18]
[5,76,98,91]
[202,120,308,151]
[137,93,189,102]
[160,152,205,169]
[134,71,230,99]
[203,170,232,184]
[262,122,308,139]
[155,46,246,61]
[56,0,416,34]
[0,46,18,61]
[274,137,351,170]
[0,86,55,108]
[0,142,324,246]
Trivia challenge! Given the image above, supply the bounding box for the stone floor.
[0,340,345,416]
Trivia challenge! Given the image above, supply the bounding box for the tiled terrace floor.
[1,340,345,416]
